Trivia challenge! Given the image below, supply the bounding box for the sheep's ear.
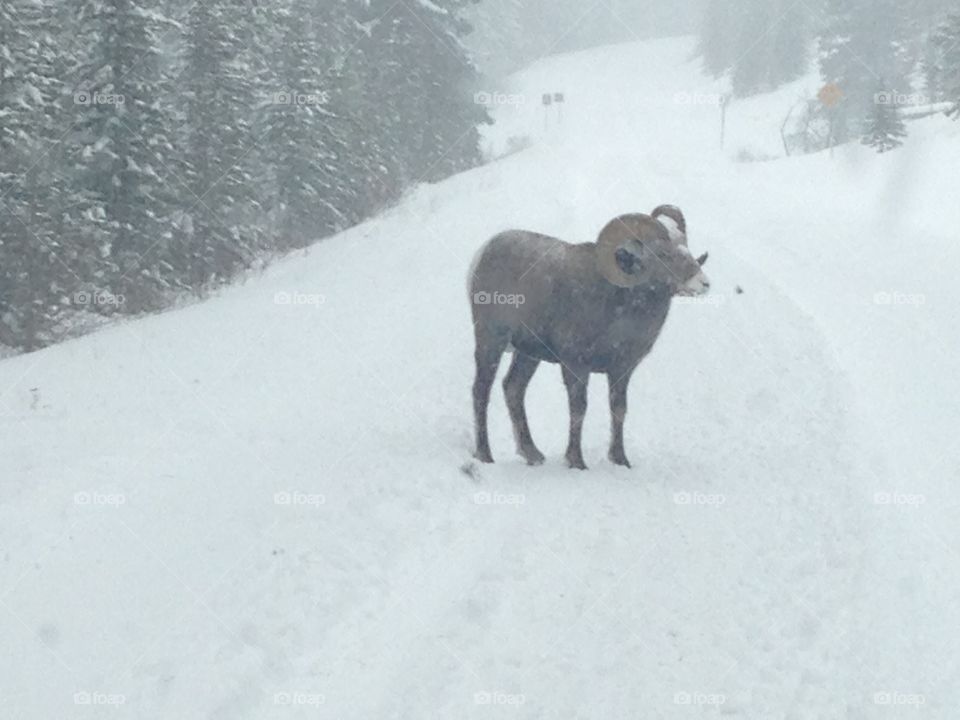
[697,252,709,267]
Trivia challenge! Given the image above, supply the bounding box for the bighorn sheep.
[469,206,709,469]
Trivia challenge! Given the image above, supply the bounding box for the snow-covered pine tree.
[862,80,907,152]
[405,0,488,182]
[768,0,809,87]
[903,1,957,103]
[922,36,944,103]
[727,0,810,97]
[361,0,488,188]
[0,0,490,349]
[463,0,528,80]
[178,0,264,287]
[0,0,69,350]
[730,0,775,96]
[262,0,354,247]
[698,0,739,78]
[315,0,405,225]
[66,0,181,312]
[934,12,960,118]
[354,1,423,193]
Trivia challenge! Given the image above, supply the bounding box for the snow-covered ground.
[3,36,958,719]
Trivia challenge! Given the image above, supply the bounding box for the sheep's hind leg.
[472,340,506,463]
[562,364,589,470]
[503,351,544,466]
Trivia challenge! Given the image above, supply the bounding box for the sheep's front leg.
[561,365,589,470]
[607,370,633,468]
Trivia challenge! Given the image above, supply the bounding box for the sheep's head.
[596,208,710,296]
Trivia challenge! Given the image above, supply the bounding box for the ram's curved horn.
[595,214,660,288]
[651,204,688,247]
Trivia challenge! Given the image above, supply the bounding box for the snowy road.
[2,37,958,719]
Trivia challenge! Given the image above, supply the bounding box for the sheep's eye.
[615,248,639,274]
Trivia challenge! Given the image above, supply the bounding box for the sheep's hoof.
[520,446,546,466]
[608,450,632,468]
[566,453,588,470]
[474,448,494,464]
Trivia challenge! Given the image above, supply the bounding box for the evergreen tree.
[698,0,738,77]
[463,0,527,80]
[327,0,400,220]
[409,0,488,181]
[710,0,810,96]
[65,0,181,311]
[934,12,960,118]
[921,35,944,102]
[0,0,68,350]
[904,1,957,102]
[768,0,810,87]
[730,0,776,96]
[263,0,353,247]
[361,0,487,188]
[179,0,264,287]
[862,80,907,151]
[0,0,490,351]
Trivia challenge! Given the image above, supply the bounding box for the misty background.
[1,0,957,352]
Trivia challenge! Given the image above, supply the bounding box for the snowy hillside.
[3,36,959,719]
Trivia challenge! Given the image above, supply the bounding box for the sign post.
[818,83,843,158]
[720,94,729,150]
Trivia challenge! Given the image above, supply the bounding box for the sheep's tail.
[467,236,492,301]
